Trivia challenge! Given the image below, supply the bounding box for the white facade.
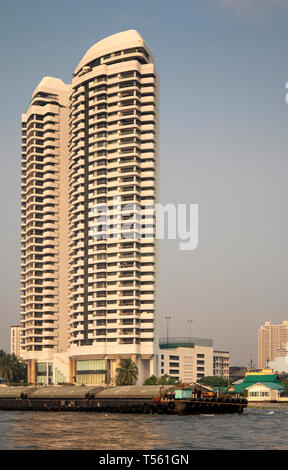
[213,350,230,379]
[21,78,70,357]
[67,30,159,382]
[159,338,214,383]
[247,383,284,402]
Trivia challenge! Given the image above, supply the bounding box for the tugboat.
[0,383,247,414]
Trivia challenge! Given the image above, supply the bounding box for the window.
[169,362,179,368]
[249,391,269,397]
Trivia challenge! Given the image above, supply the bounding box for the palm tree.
[0,352,14,384]
[116,358,138,385]
[0,350,27,384]
[10,354,27,383]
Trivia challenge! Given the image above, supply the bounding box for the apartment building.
[258,321,288,369]
[159,337,214,383]
[213,350,230,380]
[20,30,159,385]
[21,77,71,383]
[10,325,21,357]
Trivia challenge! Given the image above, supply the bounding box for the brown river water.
[0,408,287,450]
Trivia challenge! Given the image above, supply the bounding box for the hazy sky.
[0,0,288,366]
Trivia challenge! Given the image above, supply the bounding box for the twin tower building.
[21,30,159,385]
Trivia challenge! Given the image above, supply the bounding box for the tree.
[0,353,13,384]
[158,374,180,385]
[10,354,27,383]
[143,374,180,385]
[116,359,138,385]
[143,375,157,385]
[0,350,27,384]
[197,376,228,388]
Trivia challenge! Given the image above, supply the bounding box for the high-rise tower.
[21,78,71,382]
[258,321,288,369]
[20,30,159,385]
[68,30,159,384]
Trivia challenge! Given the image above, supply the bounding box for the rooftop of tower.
[74,29,153,75]
[25,76,71,110]
[31,76,70,98]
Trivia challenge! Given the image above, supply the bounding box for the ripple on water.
[0,409,288,450]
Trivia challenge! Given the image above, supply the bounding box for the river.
[0,408,287,450]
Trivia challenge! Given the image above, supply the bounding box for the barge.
[0,384,247,415]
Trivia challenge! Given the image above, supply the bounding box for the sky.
[0,0,288,366]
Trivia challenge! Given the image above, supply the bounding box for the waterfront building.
[10,325,22,357]
[67,29,159,385]
[227,372,284,396]
[228,368,275,388]
[246,382,285,402]
[20,30,159,385]
[21,77,71,384]
[213,350,229,380]
[258,321,288,369]
[159,337,214,383]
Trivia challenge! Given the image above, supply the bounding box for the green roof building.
[227,373,286,402]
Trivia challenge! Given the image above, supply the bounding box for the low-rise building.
[227,373,286,402]
[213,351,229,379]
[246,382,285,402]
[159,337,214,383]
[22,336,226,385]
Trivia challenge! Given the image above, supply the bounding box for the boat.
[0,383,247,415]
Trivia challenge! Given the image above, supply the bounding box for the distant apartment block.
[159,337,214,383]
[213,350,230,380]
[268,357,288,374]
[20,30,159,385]
[258,321,288,369]
[10,326,21,357]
